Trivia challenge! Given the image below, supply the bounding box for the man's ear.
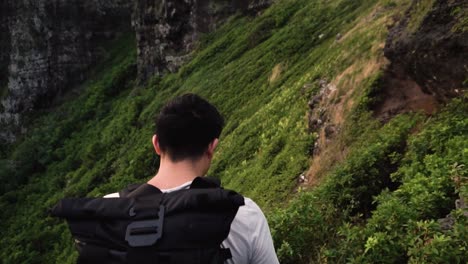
[152,135,162,155]
[206,138,219,159]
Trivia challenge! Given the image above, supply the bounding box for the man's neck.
[147,157,206,190]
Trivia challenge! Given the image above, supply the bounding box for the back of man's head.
[155,93,224,162]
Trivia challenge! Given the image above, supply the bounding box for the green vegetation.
[272,98,468,263]
[452,4,468,33]
[406,0,436,33]
[0,0,466,263]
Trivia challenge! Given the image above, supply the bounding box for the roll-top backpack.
[51,177,245,264]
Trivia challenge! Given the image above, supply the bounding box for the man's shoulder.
[228,197,268,244]
[236,197,266,222]
[223,197,279,264]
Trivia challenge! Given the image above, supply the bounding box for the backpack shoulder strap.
[119,183,160,197]
[189,176,221,189]
[123,183,162,198]
[118,183,141,197]
[121,177,218,197]
[121,176,221,196]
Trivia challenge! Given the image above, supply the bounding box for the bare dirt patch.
[305,51,387,186]
[269,63,283,84]
[373,67,439,120]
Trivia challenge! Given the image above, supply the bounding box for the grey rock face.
[132,0,272,83]
[0,0,132,142]
[0,0,11,95]
[0,0,271,142]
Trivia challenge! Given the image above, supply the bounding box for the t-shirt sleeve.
[223,198,279,264]
[103,192,120,198]
[248,200,280,264]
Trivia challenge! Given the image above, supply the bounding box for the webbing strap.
[127,249,171,264]
[125,205,165,247]
[220,248,233,261]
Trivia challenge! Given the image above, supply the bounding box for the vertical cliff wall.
[0,0,271,142]
[0,0,132,142]
[132,0,271,83]
[0,0,11,98]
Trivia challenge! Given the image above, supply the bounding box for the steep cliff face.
[0,0,132,142]
[376,0,467,118]
[0,0,270,142]
[0,0,11,98]
[132,0,271,83]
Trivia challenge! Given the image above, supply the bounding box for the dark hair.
[155,93,224,161]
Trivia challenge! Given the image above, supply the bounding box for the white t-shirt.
[105,181,279,264]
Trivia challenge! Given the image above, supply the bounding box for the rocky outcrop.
[0,0,132,142]
[306,79,339,156]
[384,0,467,101]
[438,194,468,231]
[374,0,467,119]
[132,0,272,83]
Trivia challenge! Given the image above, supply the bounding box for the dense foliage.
[0,0,466,263]
[271,100,468,263]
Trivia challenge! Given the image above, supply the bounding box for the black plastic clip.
[125,205,165,247]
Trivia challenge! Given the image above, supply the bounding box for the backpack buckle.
[125,205,165,247]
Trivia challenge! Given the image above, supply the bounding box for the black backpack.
[51,177,245,264]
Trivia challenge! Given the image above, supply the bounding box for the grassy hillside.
[0,0,466,263]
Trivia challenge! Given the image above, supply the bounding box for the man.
[106,93,279,263]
